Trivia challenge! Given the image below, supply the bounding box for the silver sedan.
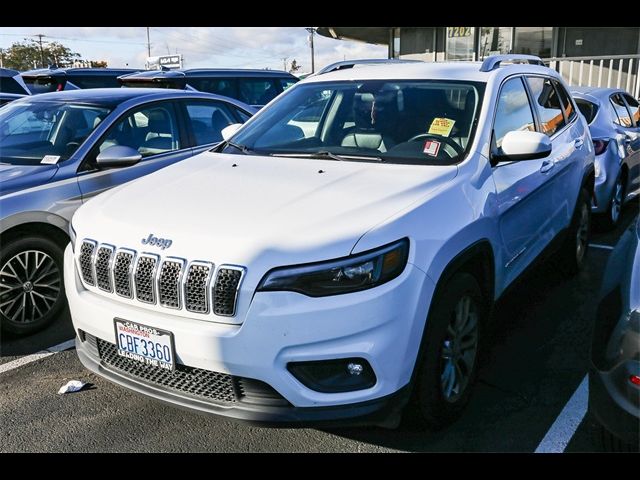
[571,87,640,229]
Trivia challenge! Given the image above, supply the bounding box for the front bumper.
[65,244,434,424]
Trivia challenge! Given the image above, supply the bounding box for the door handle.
[540,159,555,173]
[574,138,584,149]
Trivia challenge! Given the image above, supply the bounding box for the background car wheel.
[0,236,66,336]
[556,187,591,276]
[600,173,625,231]
[590,420,639,452]
[406,272,485,429]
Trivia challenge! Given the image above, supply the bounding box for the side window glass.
[493,77,536,148]
[96,103,180,159]
[238,79,279,105]
[526,77,567,137]
[184,101,234,145]
[622,93,640,127]
[610,94,633,127]
[234,108,251,123]
[553,80,576,122]
[280,78,298,91]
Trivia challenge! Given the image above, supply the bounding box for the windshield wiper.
[271,151,384,162]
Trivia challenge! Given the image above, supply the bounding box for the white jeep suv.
[66,55,594,428]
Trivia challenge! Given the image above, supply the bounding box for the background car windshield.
[0,101,112,165]
[231,80,484,164]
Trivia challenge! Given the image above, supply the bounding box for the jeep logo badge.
[141,233,172,250]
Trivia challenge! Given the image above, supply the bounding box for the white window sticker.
[423,140,441,156]
[41,155,61,165]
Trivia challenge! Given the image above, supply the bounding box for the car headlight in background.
[257,238,409,297]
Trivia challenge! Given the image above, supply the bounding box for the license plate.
[114,319,175,371]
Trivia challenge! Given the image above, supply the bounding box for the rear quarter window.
[574,98,599,124]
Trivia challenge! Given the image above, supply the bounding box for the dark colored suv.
[0,67,30,106]
[21,67,141,94]
[118,68,298,108]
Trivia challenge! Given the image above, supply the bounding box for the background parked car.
[572,87,640,229]
[20,67,141,94]
[118,68,299,108]
[0,67,31,106]
[589,214,640,451]
[0,88,255,336]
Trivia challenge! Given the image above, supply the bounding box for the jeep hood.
[74,151,456,268]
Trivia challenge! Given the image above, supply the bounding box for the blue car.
[20,67,141,94]
[0,67,30,106]
[0,88,255,335]
[571,87,640,229]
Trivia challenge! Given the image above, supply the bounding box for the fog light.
[288,358,376,393]
[347,362,363,376]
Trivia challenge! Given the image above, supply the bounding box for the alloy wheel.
[0,250,61,324]
[440,295,479,403]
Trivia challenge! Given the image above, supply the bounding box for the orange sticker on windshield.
[428,118,455,137]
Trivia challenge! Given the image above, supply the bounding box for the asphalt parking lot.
[1,204,638,453]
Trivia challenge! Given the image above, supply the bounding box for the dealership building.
[316,27,640,97]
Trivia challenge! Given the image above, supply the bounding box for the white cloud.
[0,27,388,71]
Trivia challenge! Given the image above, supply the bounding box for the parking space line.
[588,243,614,250]
[534,375,588,453]
[0,338,75,375]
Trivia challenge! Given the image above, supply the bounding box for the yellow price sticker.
[428,118,456,137]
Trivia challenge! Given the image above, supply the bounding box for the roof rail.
[479,54,545,72]
[314,58,423,76]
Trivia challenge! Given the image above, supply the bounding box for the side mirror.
[221,123,242,141]
[491,131,552,164]
[96,145,142,169]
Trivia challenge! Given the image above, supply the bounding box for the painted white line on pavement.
[535,375,589,453]
[589,243,615,251]
[0,338,76,375]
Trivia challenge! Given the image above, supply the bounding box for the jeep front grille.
[76,239,244,317]
[78,240,96,286]
[95,245,114,292]
[158,258,184,309]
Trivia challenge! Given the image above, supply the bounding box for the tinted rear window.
[0,77,27,94]
[68,75,122,89]
[575,98,598,124]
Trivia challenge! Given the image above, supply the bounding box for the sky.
[0,27,387,73]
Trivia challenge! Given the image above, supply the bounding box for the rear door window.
[238,78,279,105]
[183,100,235,146]
[610,93,633,127]
[621,93,640,127]
[525,76,567,137]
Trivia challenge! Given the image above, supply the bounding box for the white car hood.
[75,151,456,270]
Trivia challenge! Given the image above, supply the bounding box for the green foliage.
[1,40,82,71]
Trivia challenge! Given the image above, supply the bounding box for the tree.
[90,60,108,68]
[2,40,81,70]
[289,59,301,74]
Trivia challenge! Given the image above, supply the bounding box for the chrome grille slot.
[95,245,114,292]
[113,249,135,298]
[79,240,96,286]
[213,266,244,317]
[134,254,159,304]
[184,262,213,313]
[158,258,185,309]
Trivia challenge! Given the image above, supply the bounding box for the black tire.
[599,173,625,231]
[407,272,485,429]
[556,187,591,276]
[590,420,639,452]
[0,235,66,336]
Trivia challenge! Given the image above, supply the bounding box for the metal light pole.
[146,27,151,58]
[305,27,316,73]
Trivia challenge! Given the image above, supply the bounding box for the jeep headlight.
[68,220,77,253]
[257,238,409,297]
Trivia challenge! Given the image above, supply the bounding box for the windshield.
[0,100,112,165]
[227,79,485,165]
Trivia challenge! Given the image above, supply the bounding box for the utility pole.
[35,34,46,68]
[305,27,316,73]
[146,27,151,58]
[282,57,288,71]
